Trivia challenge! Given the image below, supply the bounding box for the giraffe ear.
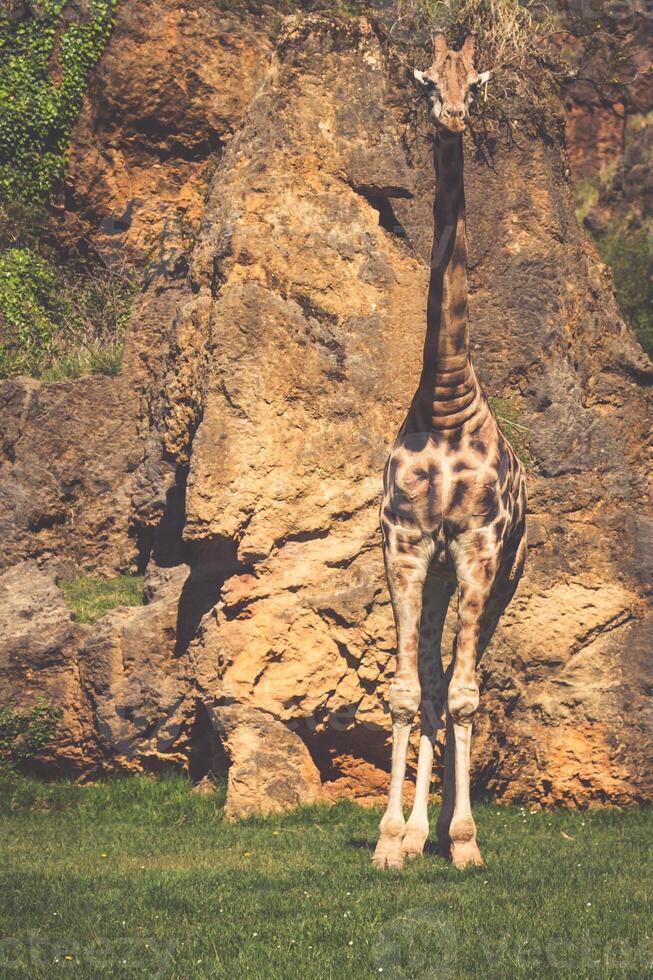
[461,33,476,66]
[432,31,448,61]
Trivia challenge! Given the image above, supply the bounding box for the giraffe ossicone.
[373,33,527,872]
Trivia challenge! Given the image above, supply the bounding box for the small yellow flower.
[64,955,74,961]
[243,851,252,858]
[101,853,107,858]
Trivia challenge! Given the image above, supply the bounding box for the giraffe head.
[414,32,491,133]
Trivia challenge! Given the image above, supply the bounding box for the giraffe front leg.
[447,712,483,869]
[401,575,453,861]
[372,716,414,870]
[373,662,421,870]
[399,732,433,861]
[373,550,428,871]
[441,562,493,869]
[446,599,484,867]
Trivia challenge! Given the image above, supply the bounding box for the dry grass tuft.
[447,0,553,72]
[385,0,553,71]
[374,0,562,149]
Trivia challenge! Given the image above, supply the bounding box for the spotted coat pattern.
[373,34,527,872]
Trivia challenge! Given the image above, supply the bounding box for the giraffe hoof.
[400,827,428,860]
[450,839,483,869]
[372,837,405,870]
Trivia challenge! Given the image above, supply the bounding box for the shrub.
[599,230,653,358]
[362,0,561,150]
[490,395,530,465]
[0,245,60,375]
[574,171,653,359]
[0,236,137,380]
[572,163,616,226]
[0,5,131,379]
[0,699,62,772]
[60,573,144,624]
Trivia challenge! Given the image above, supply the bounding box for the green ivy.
[0,0,115,205]
[0,699,62,772]
[0,245,60,375]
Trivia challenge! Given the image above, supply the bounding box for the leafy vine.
[0,0,115,204]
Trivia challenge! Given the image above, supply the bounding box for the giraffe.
[373,31,527,871]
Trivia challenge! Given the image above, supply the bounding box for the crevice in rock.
[134,290,212,575]
[222,590,264,622]
[294,293,339,326]
[348,182,412,239]
[174,536,250,657]
[188,698,229,782]
[293,296,348,377]
[222,578,314,621]
[320,607,353,630]
[325,541,376,569]
[218,379,249,420]
[332,638,377,695]
[473,754,500,795]
[271,526,330,552]
[299,719,390,786]
[568,607,634,658]
[28,511,67,533]
[114,122,225,163]
[133,463,189,574]
[250,650,284,689]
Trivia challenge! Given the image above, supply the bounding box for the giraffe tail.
[508,528,527,583]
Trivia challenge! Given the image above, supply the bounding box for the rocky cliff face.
[56,0,276,266]
[1,5,651,809]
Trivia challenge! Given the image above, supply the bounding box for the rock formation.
[0,561,97,773]
[56,0,276,265]
[1,4,651,812]
[210,703,325,819]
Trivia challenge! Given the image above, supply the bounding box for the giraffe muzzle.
[440,107,467,133]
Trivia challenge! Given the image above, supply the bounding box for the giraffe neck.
[407,131,482,432]
[427,131,469,362]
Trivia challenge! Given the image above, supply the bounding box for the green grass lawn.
[1,775,651,979]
